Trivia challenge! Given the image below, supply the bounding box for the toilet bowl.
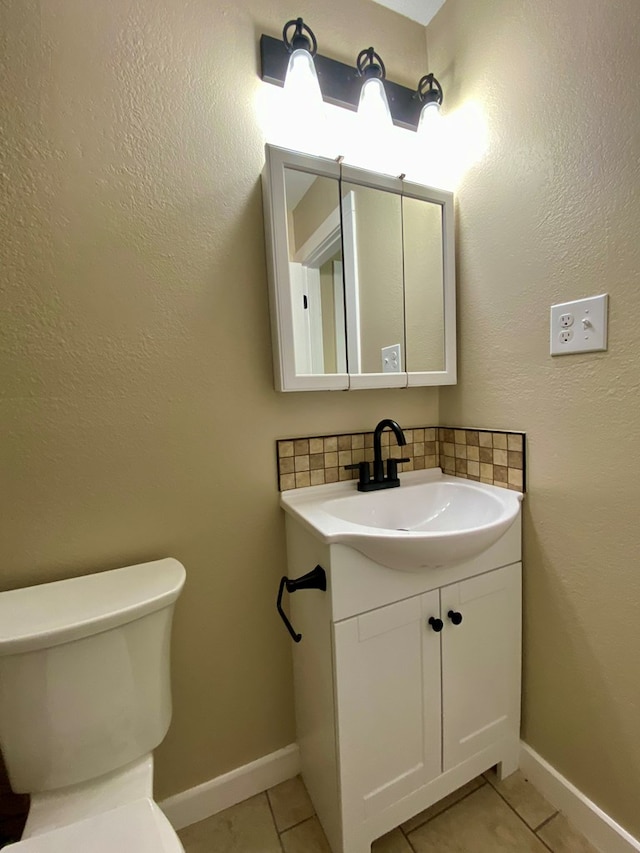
[3,798,182,852]
[0,558,186,852]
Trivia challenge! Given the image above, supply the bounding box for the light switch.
[550,295,608,356]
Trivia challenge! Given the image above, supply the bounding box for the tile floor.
[178,768,600,853]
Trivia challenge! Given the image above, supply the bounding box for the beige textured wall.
[427,0,640,837]
[0,0,436,802]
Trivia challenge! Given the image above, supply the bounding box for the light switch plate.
[550,294,608,356]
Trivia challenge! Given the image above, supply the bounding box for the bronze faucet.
[345,419,410,491]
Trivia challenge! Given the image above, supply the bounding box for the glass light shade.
[357,77,393,130]
[284,48,323,109]
[418,100,441,134]
[279,48,327,156]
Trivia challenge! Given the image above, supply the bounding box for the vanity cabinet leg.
[341,829,372,853]
[496,741,520,781]
[345,840,371,853]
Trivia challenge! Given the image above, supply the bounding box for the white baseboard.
[159,743,300,831]
[160,739,640,850]
[520,742,640,853]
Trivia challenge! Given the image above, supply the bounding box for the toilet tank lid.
[0,558,186,656]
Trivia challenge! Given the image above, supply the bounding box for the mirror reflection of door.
[284,168,347,376]
[403,196,445,372]
[341,182,405,375]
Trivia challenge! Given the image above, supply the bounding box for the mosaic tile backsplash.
[276,427,526,492]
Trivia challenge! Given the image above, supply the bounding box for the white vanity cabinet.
[333,591,443,824]
[439,567,521,771]
[284,512,522,853]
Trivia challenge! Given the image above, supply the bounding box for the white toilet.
[0,558,186,851]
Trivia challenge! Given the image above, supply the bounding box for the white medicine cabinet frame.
[262,144,457,391]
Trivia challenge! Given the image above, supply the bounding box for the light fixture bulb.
[418,100,441,134]
[280,44,326,155]
[284,48,323,107]
[357,77,393,129]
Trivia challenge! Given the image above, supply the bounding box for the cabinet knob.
[447,610,463,625]
[428,617,444,632]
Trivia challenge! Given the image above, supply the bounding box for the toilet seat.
[4,798,184,853]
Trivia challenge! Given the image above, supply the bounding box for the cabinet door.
[333,591,441,823]
[440,564,522,770]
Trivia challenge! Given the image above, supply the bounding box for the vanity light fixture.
[260,21,444,132]
[416,73,444,132]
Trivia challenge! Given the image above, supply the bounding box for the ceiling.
[370,0,446,26]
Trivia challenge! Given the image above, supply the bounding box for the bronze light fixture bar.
[260,32,428,132]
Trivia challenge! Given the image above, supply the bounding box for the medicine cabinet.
[262,144,456,391]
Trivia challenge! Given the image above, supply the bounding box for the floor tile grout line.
[277,814,317,835]
[403,833,419,852]
[486,781,556,852]
[401,825,419,853]
[535,834,556,853]
[264,789,287,853]
[400,777,487,838]
[533,811,560,834]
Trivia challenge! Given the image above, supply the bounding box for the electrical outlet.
[382,343,401,373]
[550,295,608,356]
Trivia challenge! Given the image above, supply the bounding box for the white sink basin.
[280,469,523,571]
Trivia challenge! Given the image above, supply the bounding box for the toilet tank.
[0,558,186,794]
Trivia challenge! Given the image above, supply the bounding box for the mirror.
[284,168,346,375]
[263,145,456,391]
[403,195,445,372]
[341,181,404,375]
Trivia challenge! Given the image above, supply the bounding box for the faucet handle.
[344,461,371,487]
[386,457,411,481]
